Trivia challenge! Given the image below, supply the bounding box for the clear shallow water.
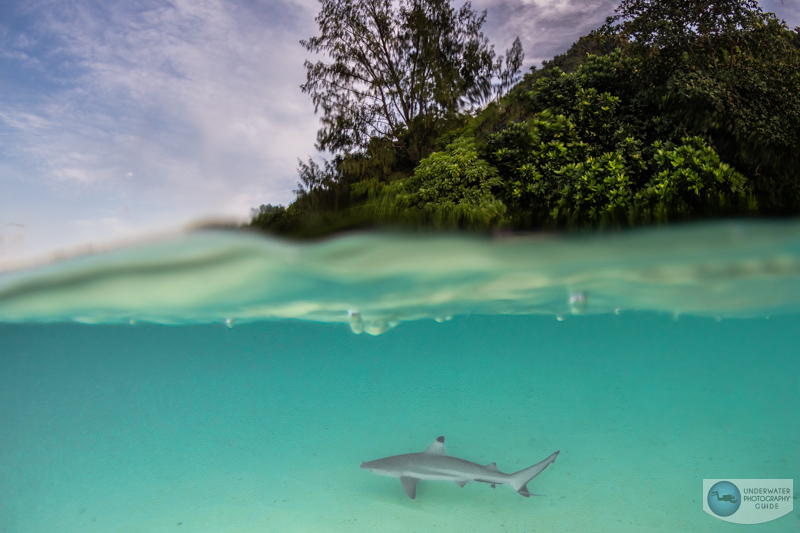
[0,222,798,532]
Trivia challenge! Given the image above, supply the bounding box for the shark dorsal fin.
[424,436,446,455]
[485,462,499,472]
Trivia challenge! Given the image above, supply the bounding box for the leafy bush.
[635,137,757,221]
[398,137,506,228]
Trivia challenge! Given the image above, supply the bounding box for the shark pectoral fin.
[400,476,420,499]
[455,480,468,488]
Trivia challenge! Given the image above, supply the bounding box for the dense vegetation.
[252,0,800,236]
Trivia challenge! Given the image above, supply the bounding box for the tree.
[301,0,522,164]
[604,0,765,64]
[496,37,524,97]
[603,0,800,211]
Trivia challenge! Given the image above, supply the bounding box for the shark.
[360,436,559,499]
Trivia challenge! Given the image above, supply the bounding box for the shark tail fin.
[509,451,559,497]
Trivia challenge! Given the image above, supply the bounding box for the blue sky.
[1,0,798,264]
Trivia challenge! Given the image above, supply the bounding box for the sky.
[1,0,798,265]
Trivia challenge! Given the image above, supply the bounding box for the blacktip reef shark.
[361,436,559,499]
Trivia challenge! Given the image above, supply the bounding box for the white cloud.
[2,0,319,223]
[474,0,618,66]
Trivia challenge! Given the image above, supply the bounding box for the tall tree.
[604,0,765,70]
[603,0,800,210]
[301,0,522,164]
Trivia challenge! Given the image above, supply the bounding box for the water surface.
[1,222,798,532]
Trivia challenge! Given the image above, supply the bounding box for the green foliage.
[486,113,583,213]
[529,77,630,151]
[301,0,523,163]
[635,137,756,221]
[654,17,800,210]
[604,0,765,76]
[485,65,647,227]
[482,60,756,227]
[252,0,799,236]
[396,136,506,227]
[603,0,800,211]
[484,108,638,227]
[551,151,635,226]
[250,204,299,234]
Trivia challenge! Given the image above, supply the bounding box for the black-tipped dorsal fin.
[484,462,499,472]
[424,436,446,455]
[400,476,420,499]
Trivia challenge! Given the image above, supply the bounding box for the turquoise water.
[1,223,798,532]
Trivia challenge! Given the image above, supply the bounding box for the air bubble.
[348,310,364,335]
[568,291,588,314]
[364,321,388,336]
